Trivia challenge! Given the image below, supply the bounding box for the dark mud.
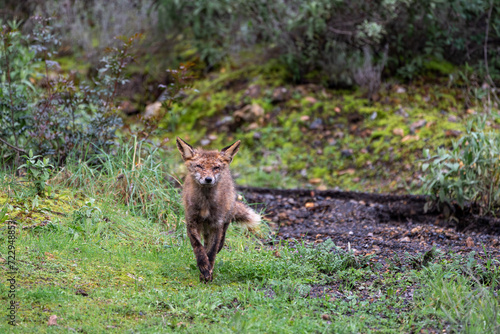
[240,186,500,298]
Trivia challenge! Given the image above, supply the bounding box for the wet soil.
[239,186,500,307]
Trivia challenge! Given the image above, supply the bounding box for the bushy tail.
[232,201,261,231]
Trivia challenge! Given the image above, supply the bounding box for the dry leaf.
[338,169,355,175]
[401,135,419,143]
[48,315,58,326]
[466,237,474,247]
[393,128,404,137]
[304,96,317,104]
[308,178,321,184]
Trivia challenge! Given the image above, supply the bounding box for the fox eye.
[195,164,202,169]
[213,166,220,171]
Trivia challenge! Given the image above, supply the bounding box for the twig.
[483,0,500,106]
[0,137,27,154]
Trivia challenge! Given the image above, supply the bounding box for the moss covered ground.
[154,60,498,193]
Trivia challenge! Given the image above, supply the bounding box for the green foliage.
[421,116,500,214]
[0,18,139,166]
[0,20,37,159]
[292,239,368,276]
[68,198,103,239]
[157,0,500,84]
[59,138,183,227]
[418,254,500,333]
[18,150,54,197]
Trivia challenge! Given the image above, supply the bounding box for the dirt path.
[240,186,500,269]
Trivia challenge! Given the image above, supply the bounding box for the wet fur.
[177,137,260,282]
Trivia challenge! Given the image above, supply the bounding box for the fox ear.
[220,140,241,163]
[176,137,195,160]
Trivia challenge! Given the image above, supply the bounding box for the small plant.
[68,198,103,239]
[292,238,367,276]
[18,150,54,197]
[421,116,500,215]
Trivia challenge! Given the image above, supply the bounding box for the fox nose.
[205,177,213,184]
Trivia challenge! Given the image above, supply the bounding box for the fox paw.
[199,272,213,283]
[198,265,213,283]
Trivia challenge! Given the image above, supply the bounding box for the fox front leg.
[205,226,224,271]
[186,227,213,282]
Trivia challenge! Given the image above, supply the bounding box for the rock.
[246,122,260,130]
[396,86,406,94]
[244,84,261,98]
[200,139,210,146]
[396,107,409,118]
[271,87,289,103]
[445,130,462,138]
[119,100,137,115]
[263,166,273,173]
[215,116,234,127]
[400,236,411,242]
[309,118,323,130]
[234,103,264,123]
[410,120,426,132]
[143,101,162,119]
[341,149,353,157]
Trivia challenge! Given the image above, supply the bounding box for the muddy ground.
[240,186,500,302]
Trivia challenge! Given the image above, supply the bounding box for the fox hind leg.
[217,222,230,253]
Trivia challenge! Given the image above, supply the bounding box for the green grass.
[1,142,499,332]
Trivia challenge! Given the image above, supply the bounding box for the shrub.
[157,0,500,84]
[0,17,139,166]
[18,150,54,197]
[421,116,500,215]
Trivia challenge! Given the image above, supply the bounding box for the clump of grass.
[417,257,500,333]
[51,138,183,229]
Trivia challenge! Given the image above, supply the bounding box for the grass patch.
[1,142,498,332]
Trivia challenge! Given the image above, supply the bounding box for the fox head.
[176,137,240,187]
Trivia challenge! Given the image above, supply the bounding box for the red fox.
[176,137,260,282]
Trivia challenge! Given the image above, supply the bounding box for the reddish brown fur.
[176,137,260,282]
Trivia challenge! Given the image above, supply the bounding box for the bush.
[35,0,158,57]
[421,116,500,215]
[0,18,139,166]
[157,0,500,84]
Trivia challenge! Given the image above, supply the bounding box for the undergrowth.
[1,143,499,332]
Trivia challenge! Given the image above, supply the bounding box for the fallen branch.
[0,137,27,154]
